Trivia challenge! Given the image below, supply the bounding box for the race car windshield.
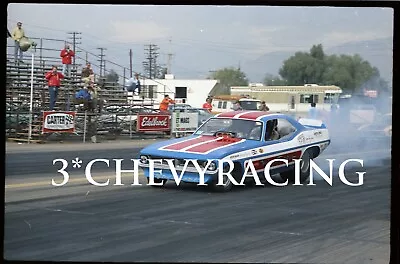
[194,118,263,140]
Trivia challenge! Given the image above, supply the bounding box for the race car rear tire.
[280,150,311,184]
[146,177,167,187]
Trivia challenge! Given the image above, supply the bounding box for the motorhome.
[230,84,342,113]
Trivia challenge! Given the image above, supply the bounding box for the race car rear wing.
[298,118,326,128]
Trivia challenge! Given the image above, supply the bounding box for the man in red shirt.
[202,97,213,113]
[45,66,64,110]
[60,44,75,77]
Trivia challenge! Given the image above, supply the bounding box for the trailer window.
[300,94,319,104]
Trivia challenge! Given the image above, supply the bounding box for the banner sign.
[363,90,378,98]
[42,111,76,133]
[172,111,199,133]
[137,113,171,132]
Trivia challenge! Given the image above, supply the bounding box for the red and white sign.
[364,90,378,98]
[42,111,76,133]
[137,113,170,132]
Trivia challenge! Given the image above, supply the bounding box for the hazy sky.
[7,4,393,81]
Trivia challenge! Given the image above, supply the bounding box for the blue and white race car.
[138,111,330,191]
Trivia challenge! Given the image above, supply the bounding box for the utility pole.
[167,39,174,74]
[167,53,174,74]
[129,49,133,78]
[97,47,107,78]
[143,44,159,79]
[67,32,82,65]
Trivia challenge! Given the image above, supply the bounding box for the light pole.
[28,44,37,144]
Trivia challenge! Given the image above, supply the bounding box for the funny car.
[138,111,331,192]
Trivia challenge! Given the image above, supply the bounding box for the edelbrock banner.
[136,113,171,132]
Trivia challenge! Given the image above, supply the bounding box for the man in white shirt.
[12,22,25,63]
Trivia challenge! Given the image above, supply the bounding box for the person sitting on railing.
[75,87,92,111]
[81,62,94,85]
[125,73,141,95]
[87,81,103,113]
[60,44,75,77]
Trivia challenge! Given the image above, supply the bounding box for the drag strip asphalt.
[4,163,390,263]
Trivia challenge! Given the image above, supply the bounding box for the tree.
[278,44,384,93]
[263,73,288,86]
[208,67,249,95]
[279,51,314,85]
[156,66,168,79]
[105,69,119,83]
[98,69,119,88]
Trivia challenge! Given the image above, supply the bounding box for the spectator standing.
[81,62,94,84]
[11,22,25,63]
[134,73,141,95]
[60,44,75,77]
[159,94,175,111]
[232,101,242,111]
[45,66,64,111]
[202,97,213,113]
[308,102,318,119]
[259,101,270,111]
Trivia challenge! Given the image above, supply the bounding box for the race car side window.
[276,119,296,139]
[265,119,279,141]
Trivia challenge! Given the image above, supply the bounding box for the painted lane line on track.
[5,173,145,189]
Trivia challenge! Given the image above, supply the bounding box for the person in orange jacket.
[60,44,75,77]
[45,66,64,110]
[159,94,175,111]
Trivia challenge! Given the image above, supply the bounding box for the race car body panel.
[139,111,330,184]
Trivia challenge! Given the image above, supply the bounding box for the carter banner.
[42,111,76,133]
[137,113,170,132]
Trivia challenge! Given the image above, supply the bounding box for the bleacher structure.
[6,36,159,143]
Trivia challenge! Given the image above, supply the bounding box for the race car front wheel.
[211,174,234,192]
[280,150,311,184]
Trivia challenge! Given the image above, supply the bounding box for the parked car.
[98,105,160,133]
[138,111,330,191]
[356,112,391,148]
